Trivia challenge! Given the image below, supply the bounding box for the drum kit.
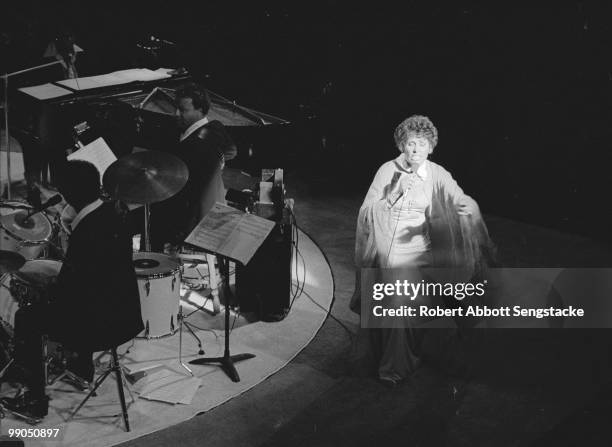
[0,149,210,382]
[103,150,205,374]
[0,201,62,372]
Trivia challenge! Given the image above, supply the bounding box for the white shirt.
[397,155,429,180]
[71,199,103,231]
[180,117,209,142]
[406,160,428,180]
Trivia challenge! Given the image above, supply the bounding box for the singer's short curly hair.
[394,115,438,151]
[175,83,211,115]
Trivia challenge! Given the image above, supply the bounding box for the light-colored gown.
[351,156,493,381]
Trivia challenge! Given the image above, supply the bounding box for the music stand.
[188,255,254,382]
[184,202,275,382]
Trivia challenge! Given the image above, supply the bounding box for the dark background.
[2,1,612,243]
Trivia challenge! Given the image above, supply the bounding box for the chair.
[180,252,221,314]
[69,347,133,431]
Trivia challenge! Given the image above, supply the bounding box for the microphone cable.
[384,180,407,268]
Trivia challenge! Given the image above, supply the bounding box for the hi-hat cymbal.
[103,150,189,205]
[0,250,26,274]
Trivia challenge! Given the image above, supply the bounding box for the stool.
[69,347,133,431]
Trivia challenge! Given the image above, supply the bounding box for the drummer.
[1,160,143,422]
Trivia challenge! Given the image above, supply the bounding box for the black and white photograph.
[1,2,611,446]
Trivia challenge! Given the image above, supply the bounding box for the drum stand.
[0,273,15,382]
[0,358,14,381]
[177,306,205,376]
[143,203,151,251]
[189,257,255,382]
[43,339,92,392]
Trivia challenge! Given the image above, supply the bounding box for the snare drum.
[133,251,182,339]
[0,259,62,338]
[0,202,53,259]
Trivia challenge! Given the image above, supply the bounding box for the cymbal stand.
[143,203,151,251]
[178,306,196,375]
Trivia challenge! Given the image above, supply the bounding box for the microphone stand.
[2,60,63,199]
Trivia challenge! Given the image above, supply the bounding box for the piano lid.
[126,86,289,127]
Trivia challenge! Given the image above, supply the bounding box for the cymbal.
[0,250,26,274]
[103,150,188,205]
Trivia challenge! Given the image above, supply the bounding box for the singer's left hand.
[456,196,478,216]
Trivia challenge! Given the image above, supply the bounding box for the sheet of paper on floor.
[136,368,202,405]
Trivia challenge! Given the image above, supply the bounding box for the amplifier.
[235,207,292,321]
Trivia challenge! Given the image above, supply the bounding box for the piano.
[9,68,288,184]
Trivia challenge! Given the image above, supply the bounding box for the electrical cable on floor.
[180,321,220,340]
[287,208,306,311]
[184,297,211,318]
[286,207,354,340]
[300,289,355,341]
[180,291,221,338]
[288,245,306,311]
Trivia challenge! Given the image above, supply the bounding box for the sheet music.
[185,202,275,265]
[67,137,117,181]
[57,68,171,90]
[18,83,73,100]
[138,368,202,405]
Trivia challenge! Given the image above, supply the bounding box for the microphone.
[149,35,177,46]
[387,172,404,206]
[27,185,42,209]
[151,35,176,46]
[390,171,401,187]
[18,194,63,225]
[56,35,75,60]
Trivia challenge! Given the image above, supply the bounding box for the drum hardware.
[54,203,76,257]
[18,195,63,223]
[177,305,196,375]
[43,340,93,392]
[69,347,135,432]
[102,150,188,251]
[92,340,135,369]
[0,260,62,410]
[0,357,15,382]
[0,386,43,425]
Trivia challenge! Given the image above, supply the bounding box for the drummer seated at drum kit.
[1,160,143,422]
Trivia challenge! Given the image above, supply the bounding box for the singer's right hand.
[386,189,403,207]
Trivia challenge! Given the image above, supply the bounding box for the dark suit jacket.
[151,119,236,248]
[52,202,143,351]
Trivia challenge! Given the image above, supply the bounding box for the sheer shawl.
[350,156,495,312]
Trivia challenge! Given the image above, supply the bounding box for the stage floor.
[0,228,334,447]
